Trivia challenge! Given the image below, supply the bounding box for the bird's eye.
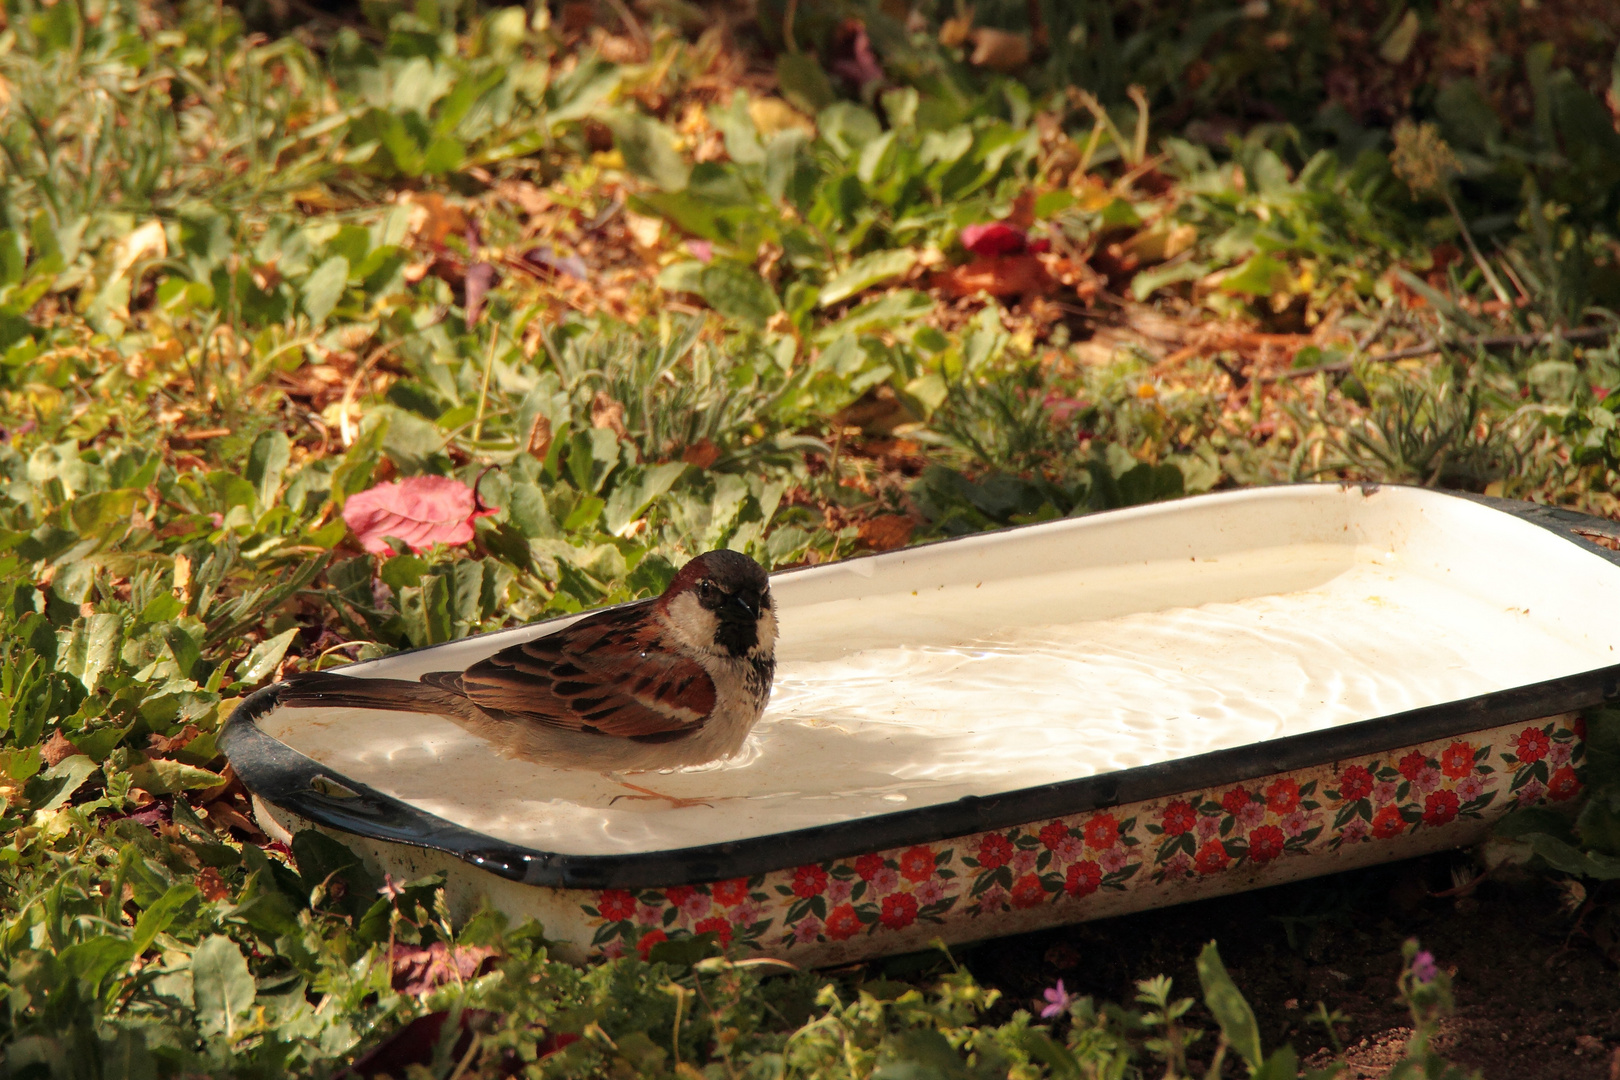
[698,580,714,597]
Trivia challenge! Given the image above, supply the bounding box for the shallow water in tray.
[266,553,1611,854]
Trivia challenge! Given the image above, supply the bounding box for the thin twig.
[1267,325,1616,381]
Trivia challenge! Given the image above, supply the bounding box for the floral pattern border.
[579,715,1585,961]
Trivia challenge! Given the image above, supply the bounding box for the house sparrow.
[278,550,776,800]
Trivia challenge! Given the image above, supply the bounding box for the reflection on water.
[265,559,1606,855]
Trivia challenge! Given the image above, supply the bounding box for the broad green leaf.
[1197,942,1263,1069]
[604,462,687,536]
[57,614,122,693]
[191,935,256,1039]
[775,53,834,114]
[245,431,292,510]
[301,256,350,324]
[1219,253,1289,297]
[132,884,202,956]
[818,249,918,308]
[236,628,299,685]
[32,755,98,811]
[604,111,690,192]
[698,260,781,327]
[124,757,226,795]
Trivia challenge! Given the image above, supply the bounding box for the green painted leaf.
[191,934,256,1039]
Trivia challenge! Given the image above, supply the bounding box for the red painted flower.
[792,865,828,898]
[1065,861,1102,897]
[1573,716,1588,741]
[1398,751,1429,781]
[1247,824,1286,863]
[1221,787,1251,815]
[1422,789,1459,826]
[1010,873,1047,908]
[597,889,636,921]
[1194,840,1230,875]
[1161,800,1197,836]
[854,854,886,881]
[636,929,667,960]
[1039,821,1070,850]
[1440,741,1475,779]
[1515,727,1550,764]
[1082,813,1119,851]
[900,846,936,882]
[1337,765,1374,802]
[1371,805,1407,840]
[880,892,919,929]
[1264,778,1300,815]
[664,885,695,908]
[977,834,1014,870]
[710,878,750,906]
[824,903,862,941]
[693,916,732,947]
[1549,766,1581,802]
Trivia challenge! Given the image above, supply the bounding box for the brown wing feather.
[447,602,716,740]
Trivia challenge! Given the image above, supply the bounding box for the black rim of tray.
[220,484,1620,890]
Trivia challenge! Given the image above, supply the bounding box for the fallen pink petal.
[342,475,497,556]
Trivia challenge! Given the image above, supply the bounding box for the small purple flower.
[1236,801,1267,831]
[978,886,1008,911]
[636,905,663,926]
[870,867,901,897]
[1455,775,1486,802]
[1099,848,1128,874]
[1164,853,1193,878]
[1412,767,1442,795]
[793,917,822,943]
[1548,741,1573,767]
[1410,950,1439,984]
[1517,779,1547,807]
[680,892,711,920]
[826,877,854,904]
[731,901,762,928]
[686,240,713,263]
[1040,979,1076,1019]
[1373,780,1400,805]
[1282,810,1311,838]
[1012,848,1038,875]
[914,879,947,905]
[1196,814,1221,841]
[599,939,626,960]
[1340,818,1370,844]
[378,873,406,902]
[1056,836,1085,863]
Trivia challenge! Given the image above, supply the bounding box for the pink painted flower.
[979,886,1008,910]
[1012,848,1038,876]
[1398,751,1429,781]
[1412,767,1442,795]
[599,939,625,960]
[1517,779,1547,806]
[792,917,822,943]
[1373,780,1400,805]
[1056,836,1085,863]
[1196,814,1222,841]
[1163,853,1193,878]
[854,854,886,881]
[1282,810,1311,838]
[1548,741,1574,768]
[636,905,663,926]
[1455,775,1486,802]
[1038,821,1070,850]
[1099,848,1128,874]
[869,867,900,897]
[826,877,854,905]
[731,901,762,928]
[914,879,948,905]
[1340,818,1370,844]
[1221,787,1253,815]
[679,892,711,920]
[1236,801,1267,831]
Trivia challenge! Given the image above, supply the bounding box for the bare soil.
[955,854,1620,1079]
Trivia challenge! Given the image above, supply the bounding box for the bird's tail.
[276,670,479,722]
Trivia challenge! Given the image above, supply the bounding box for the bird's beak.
[728,592,761,620]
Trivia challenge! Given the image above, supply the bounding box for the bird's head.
[659,550,776,660]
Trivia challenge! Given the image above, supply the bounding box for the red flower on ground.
[1194,840,1230,875]
[1221,787,1252,815]
[1337,765,1374,802]
[597,890,636,922]
[1549,766,1582,802]
[1065,861,1102,897]
[824,904,862,941]
[710,878,750,906]
[977,834,1014,869]
[1011,874,1048,909]
[693,916,732,947]
[792,865,828,898]
[900,846,937,882]
[1161,800,1197,836]
[1371,805,1407,840]
[664,885,695,908]
[1247,825,1286,863]
[1082,813,1119,851]
[1038,821,1070,850]
[1264,778,1301,815]
[1514,727,1550,764]
[854,854,886,881]
[880,892,919,929]
[1397,751,1429,781]
[1440,741,1475,779]
[636,930,667,960]
[1422,789,1459,826]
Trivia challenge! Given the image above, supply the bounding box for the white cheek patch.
[664,591,721,652]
